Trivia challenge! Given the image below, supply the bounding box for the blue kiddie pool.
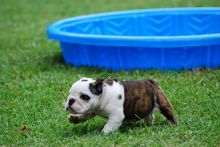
[47,7,220,70]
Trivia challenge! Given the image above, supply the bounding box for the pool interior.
[60,13,220,36]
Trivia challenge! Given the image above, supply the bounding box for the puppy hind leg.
[159,105,176,125]
[150,81,176,125]
[156,90,176,125]
[144,113,155,125]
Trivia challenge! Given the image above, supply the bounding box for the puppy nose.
[68,98,75,106]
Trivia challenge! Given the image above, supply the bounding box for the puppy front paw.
[101,128,112,134]
[68,114,81,124]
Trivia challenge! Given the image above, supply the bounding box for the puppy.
[65,77,176,133]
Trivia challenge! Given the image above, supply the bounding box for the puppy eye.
[80,94,91,101]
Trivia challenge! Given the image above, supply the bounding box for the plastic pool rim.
[47,7,220,70]
[47,7,220,48]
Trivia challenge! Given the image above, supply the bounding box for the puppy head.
[65,77,104,114]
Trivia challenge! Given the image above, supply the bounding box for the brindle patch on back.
[120,80,156,120]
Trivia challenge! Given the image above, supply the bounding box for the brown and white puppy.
[65,77,176,133]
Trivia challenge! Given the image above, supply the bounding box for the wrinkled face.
[65,77,103,114]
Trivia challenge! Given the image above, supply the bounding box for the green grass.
[1,0,220,146]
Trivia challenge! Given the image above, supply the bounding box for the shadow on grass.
[120,120,168,133]
[38,52,67,70]
[62,118,168,138]
[62,120,105,137]
[50,52,66,65]
[41,51,115,74]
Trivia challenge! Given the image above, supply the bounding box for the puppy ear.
[89,79,104,95]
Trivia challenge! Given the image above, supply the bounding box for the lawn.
[1,0,220,146]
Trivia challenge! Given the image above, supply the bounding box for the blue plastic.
[47,8,220,70]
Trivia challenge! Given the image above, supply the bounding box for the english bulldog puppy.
[65,77,176,133]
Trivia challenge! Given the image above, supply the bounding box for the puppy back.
[120,80,156,119]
